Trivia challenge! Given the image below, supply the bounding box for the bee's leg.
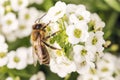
[44,31,60,41]
[41,40,61,50]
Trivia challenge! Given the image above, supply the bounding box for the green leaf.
[104,0,120,12]
[42,0,53,11]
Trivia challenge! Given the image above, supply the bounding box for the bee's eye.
[33,24,42,29]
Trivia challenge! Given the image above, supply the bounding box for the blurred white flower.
[77,74,99,80]
[27,47,34,64]
[30,71,46,80]
[7,47,28,70]
[89,13,105,31]
[5,77,13,80]
[5,32,17,42]
[15,22,31,38]
[100,76,115,80]
[97,53,116,77]
[17,7,41,38]
[1,12,18,34]
[76,59,94,74]
[0,34,8,67]
[115,75,120,80]
[66,22,89,44]
[18,7,40,26]
[0,5,5,17]
[10,0,28,11]
[0,49,8,67]
[42,1,66,23]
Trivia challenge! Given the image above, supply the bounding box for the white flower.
[10,0,28,11]
[85,31,105,54]
[0,49,8,67]
[30,71,46,80]
[100,76,115,80]
[47,22,60,34]
[77,74,99,80]
[68,6,90,24]
[50,57,76,77]
[42,1,66,23]
[18,7,40,25]
[0,35,8,67]
[115,57,120,75]
[49,45,76,77]
[97,53,116,77]
[73,45,96,62]
[66,22,89,44]
[89,13,105,31]
[0,5,5,17]
[15,22,32,38]
[7,47,28,70]
[1,12,18,34]
[75,59,94,74]
[66,4,79,16]
[115,75,120,80]
[17,7,42,38]
[5,32,17,42]
[6,77,13,80]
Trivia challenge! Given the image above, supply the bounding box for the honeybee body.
[31,23,50,65]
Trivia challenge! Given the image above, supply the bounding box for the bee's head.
[32,24,42,30]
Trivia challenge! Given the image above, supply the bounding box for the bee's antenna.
[35,13,47,23]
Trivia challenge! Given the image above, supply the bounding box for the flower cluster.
[77,53,120,80]
[40,1,105,77]
[0,46,33,70]
[0,0,44,42]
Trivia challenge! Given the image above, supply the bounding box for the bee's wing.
[36,37,50,65]
[32,46,38,66]
[32,37,43,66]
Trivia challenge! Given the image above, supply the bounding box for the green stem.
[64,73,71,80]
[104,11,119,39]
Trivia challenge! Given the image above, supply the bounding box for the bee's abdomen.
[42,52,50,65]
[40,45,50,65]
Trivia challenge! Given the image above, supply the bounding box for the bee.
[31,14,60,66]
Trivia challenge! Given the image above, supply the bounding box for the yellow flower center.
[78,15,84,20]
[6,20,12,25]
[89,68,97,74]
[18,0,23,6]
[81,49,87,56]
[0,52,6,58]
[55,11,61,16]
[24,14,30,20]
[19,25,25,30]
[80,61,86,66]
[92,36,98,45]
[74,28,82,38]
[14,56,20,63]
[56,50,62,56]
[101,67,109,72]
